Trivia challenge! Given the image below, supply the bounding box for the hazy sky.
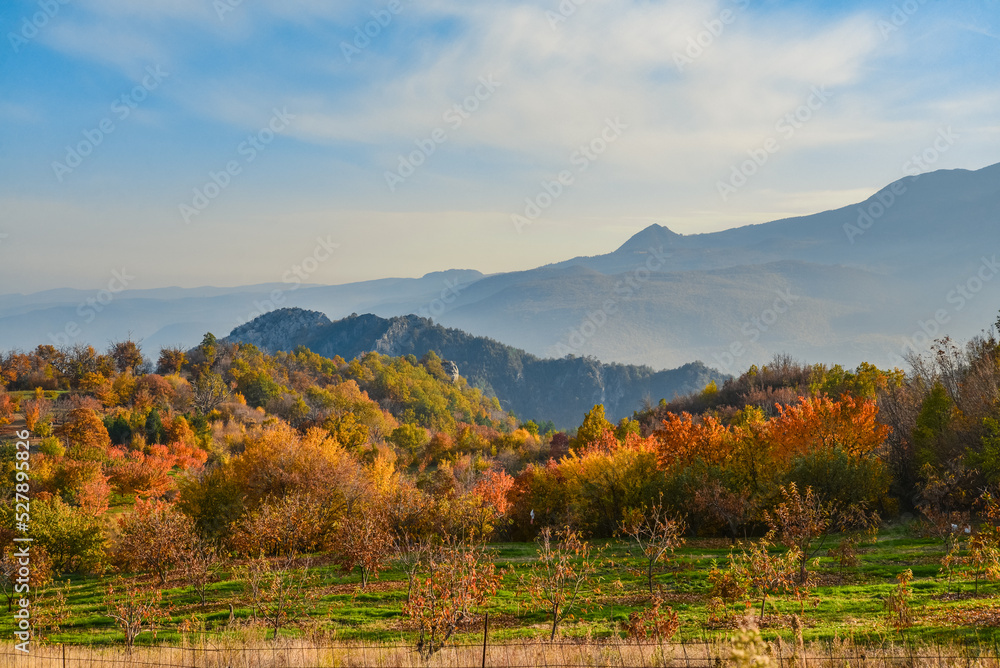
[1,0,998,293]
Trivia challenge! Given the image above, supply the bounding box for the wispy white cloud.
[0,0,996,292]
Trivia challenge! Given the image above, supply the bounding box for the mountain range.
[223,308,722,426]
[2,162,998,374]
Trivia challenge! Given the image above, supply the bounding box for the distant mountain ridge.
[3,162,999,373]
[224,308,724,427]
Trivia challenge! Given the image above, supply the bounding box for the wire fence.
[3,639,1000,668]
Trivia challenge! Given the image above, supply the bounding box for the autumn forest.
[4,313,1000,658]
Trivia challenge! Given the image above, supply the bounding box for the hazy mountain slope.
[3,163,998,374]
[549,164,1000,276]
[435,260,909,371]
[0,270,484,352]
[224,309,724,427]
[427,164,1000,369]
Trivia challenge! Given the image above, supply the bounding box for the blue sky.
[0,0,998,292]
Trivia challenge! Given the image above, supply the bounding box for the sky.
[0,0,998,293]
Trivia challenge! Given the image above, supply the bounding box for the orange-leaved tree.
[464,469,516,541]
[654,412,732,471]
[106,449,174,498]
[57,408,111,461]
[766,395,890,461]
[113,499,197,584]
[404,540,502,657]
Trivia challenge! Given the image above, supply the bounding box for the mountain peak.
[615,224,682,254]
[224,308,332,352]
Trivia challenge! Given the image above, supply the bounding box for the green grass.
[8,523,1000,648]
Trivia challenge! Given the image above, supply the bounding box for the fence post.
[482,612,489,668]
[62,643,66,668]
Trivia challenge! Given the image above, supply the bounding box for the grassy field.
[6,522,1000,649]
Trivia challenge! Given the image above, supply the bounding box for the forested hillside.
[224,308,723,426]
[3,311,1000,644]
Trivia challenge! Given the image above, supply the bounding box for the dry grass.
[3,637,1000,668]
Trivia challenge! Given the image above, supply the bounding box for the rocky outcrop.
[227,308,331,353]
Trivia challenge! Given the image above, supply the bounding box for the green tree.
[615,417,641,441]
[104,415,132,446]
[177,466,245,544]
[783,446,890,510]
[913,382,955,471]
[575,404,613,448]
[238,371,282,408]
[144,408,165,445]
[31,497,106,573]
[420,351,450,382]
[390,424,430,455]
[521,420,540,436]
[199,333,217,365]
[967,418,1000,486]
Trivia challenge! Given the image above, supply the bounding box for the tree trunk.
[550,604,559,641]
[759,594,767,623]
